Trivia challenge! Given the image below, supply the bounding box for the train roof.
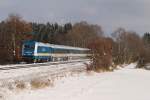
[23,41,90,51]
[37,42,90,51]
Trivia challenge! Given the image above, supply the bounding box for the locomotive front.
[22,41,36,62]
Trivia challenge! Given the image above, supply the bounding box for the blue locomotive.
[22,41,90,62]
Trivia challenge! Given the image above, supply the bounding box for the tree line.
[0,14,150,71]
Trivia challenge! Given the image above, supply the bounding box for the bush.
[15,81,26,90]
[137,48,150,68]
[88,37,113,72]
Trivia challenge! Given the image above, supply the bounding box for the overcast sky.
[0,0,149,35]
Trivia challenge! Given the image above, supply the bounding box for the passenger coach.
[22,41,90,62]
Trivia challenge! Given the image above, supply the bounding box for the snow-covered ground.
[1,63,150,100]
[0,60,89,81]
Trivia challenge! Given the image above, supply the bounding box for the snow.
[1,63,150,100]
[0,60,89,81]
[116,62,137,69]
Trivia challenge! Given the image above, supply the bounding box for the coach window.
[37,46,50,53]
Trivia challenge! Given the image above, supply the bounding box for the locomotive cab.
[22,41,35,62]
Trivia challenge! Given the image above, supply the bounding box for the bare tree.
[66,21,103,47]
[88,37,113,71]
[112,28,144,65]
[0,14,32,64]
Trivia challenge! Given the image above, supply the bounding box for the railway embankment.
[0,60,90,93]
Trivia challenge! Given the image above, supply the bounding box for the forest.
[0,14,150,70]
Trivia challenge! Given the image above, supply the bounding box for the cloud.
[0,0,149,34]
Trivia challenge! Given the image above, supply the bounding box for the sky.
[0,0,149,35]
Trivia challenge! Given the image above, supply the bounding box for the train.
[22,41,91,63]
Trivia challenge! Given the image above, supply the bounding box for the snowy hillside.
[1,63,150,100]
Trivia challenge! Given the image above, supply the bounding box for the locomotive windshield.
[24,45,34,50]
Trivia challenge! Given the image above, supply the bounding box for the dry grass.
[30,79,54,89]
[15,81,26,90]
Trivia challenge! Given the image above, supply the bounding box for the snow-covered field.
[1,63,150,100]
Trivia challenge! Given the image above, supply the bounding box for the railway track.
[0,59,90,70]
